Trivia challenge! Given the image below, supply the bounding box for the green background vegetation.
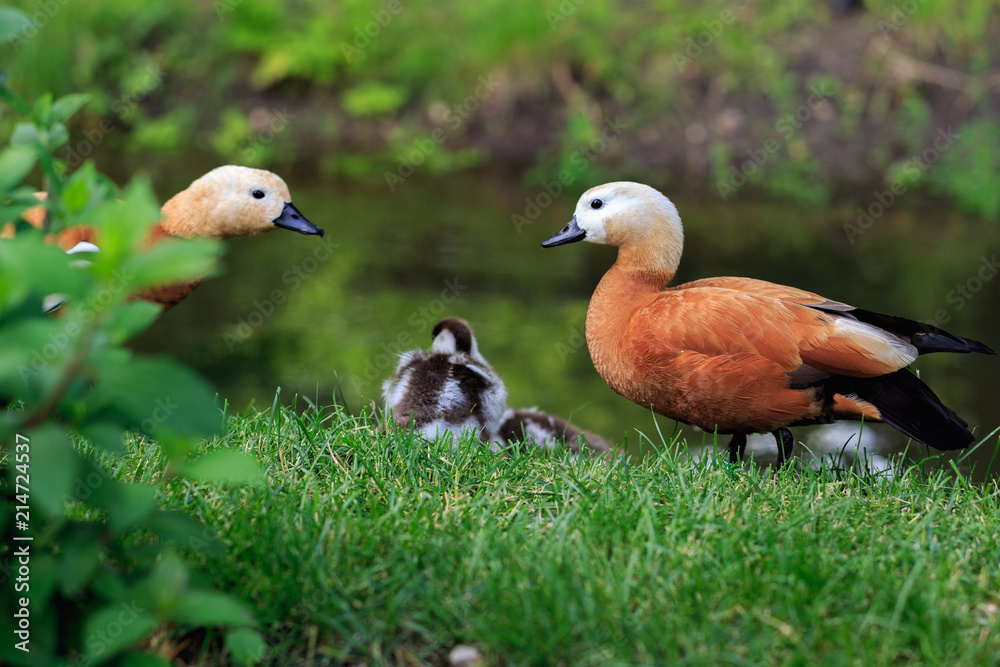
[3,0,1000,215]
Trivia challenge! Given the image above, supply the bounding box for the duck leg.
[773,428,795,467]
[727,432,748,464]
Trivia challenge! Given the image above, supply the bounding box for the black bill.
[273,202,324,237]
[541,216,585,248]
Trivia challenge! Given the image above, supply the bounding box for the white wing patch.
[830,317,918,368]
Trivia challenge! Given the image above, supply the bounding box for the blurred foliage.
[927,120,1000,219]
[0,0,998,217]
[0,65,266,665]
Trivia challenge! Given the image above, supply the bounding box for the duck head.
[541,181,684,279]
[431,317,485,362]
[160,165,324,240]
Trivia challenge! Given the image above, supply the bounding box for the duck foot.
[773,427,795,467]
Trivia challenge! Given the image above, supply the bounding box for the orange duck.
[6,165,324,309]
[542,181,994,465]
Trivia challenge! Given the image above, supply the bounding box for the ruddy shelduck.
[542,181,994,465]
[8,166,324,309]
[499,408,612,459]
[383,317,508,449]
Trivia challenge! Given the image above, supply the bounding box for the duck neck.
[586,244,678,341]
[614,243,678,290]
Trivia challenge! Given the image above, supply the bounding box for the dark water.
[132,173,1000,479]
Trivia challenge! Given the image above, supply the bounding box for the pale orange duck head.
[543,181,994,466]
[158,165,323,240]
[17,166,324,309]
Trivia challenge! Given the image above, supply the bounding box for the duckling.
[383,317,508,449]
[499,407,612,459]
[542,181,994,466]
[6,165,324,309]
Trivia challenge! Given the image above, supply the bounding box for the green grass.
[116,403,1000,665]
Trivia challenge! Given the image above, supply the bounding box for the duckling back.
[500,408,612,459]
[383,318,507,448]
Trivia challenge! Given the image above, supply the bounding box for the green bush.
[0,40,268,665]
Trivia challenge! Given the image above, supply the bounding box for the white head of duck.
[541,181,683,281]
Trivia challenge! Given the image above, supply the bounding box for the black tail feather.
[835,369,975,451]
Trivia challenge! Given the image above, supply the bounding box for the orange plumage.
[543,182,993,464]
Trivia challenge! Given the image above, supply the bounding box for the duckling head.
[160,165,324,240]
[541,182,683,276]
[431,317,485,362]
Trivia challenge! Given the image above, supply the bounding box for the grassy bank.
[113,402,1000,665]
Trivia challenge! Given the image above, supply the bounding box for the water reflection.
[131,174,1000,479]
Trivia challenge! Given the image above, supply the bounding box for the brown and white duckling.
[499,408,612,459]
[6,165,324,310]
[382,317,508,449]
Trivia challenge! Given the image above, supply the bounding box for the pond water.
[131,171,1000,479]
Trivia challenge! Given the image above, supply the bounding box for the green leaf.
[0,9,33,46]
[82,175,162,270]
[30,554,60,611]
[226,627,267,666]
[0,146,37,194]
[32,93,52,128]
[93,357,222,438]
[62,176,90,212]
[60,536,103,595]
[49,123,68,149]
[0,187,40,227]
[10,122,40,148]
[78,421,126,454]
[122,238,221,291]
[102,301,162,345]
[179,449,265,487]
[26,425,78,517]
[146,551,190,609]
[108,483,156,532]
[52,93,90,123]
[168,590,257,628]
[146,511,223,555]
[0,233,92,305]
[82,604,159,664]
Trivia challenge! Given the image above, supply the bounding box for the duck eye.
[590,198,603,210]
[252,189,265,199]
